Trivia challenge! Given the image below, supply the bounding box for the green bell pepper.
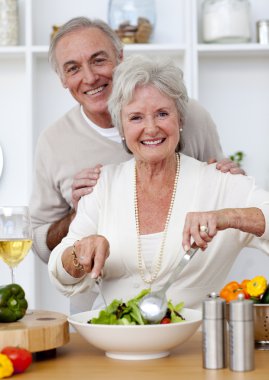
[0,284,28,322]
[261,285,269,304]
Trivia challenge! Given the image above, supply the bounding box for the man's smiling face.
[55,27,120,121]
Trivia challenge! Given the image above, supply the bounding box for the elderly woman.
[48,55,269,311]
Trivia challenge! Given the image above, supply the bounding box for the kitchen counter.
[17,332,268,380]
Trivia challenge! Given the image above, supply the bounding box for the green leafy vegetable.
[168,300,185,323]
[88,289,185,325]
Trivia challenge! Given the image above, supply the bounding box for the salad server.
[95,276,108,309]
[138,244,199,323]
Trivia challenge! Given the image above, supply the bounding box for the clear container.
[0,0,19,46]
[256,20,269,45]
[202,0,251,43]
[108,0,156,44]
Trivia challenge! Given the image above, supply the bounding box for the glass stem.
[10,267,15,283]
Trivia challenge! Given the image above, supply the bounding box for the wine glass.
[0,206,33,283]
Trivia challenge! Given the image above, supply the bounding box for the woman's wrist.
[62,244,85,278]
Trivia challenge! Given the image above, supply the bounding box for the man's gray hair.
[48,16,123,72]
[108,55,189,140]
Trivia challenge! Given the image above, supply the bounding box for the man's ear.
[55,67,67,88]
[59,73,67,88]
[62,80,68,89]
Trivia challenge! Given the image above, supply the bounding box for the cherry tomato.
[1,346,32,374]
[160,317,171,324]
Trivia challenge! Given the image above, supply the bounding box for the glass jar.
[50,25,60,42]
[202,0,251,43]
[256,20,269,45]
[0,0,19,46]
[108,0,156,44]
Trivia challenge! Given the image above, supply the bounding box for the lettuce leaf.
[88,289,185,325]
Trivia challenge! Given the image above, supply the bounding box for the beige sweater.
[30,99,224,264]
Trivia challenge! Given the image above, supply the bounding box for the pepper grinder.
[202,292,227,369]
[229,294,254,372]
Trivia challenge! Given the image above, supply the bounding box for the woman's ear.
[119,50,124,63]
[179,118,183,133]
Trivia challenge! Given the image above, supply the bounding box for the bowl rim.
[68,307,202,328]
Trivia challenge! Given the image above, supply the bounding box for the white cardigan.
[48,155,269,311]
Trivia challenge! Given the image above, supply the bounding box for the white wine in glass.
[0,206,33,283]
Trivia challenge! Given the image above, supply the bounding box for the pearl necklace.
[134,153,180,285]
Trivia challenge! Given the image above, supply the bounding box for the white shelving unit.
[0,0,268,312]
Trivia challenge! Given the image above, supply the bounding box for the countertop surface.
[15,332,269,380]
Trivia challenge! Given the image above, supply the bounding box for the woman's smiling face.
[121,85,181,164]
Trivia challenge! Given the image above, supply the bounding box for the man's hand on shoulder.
[208,158,246,175]
[46,209,76,251]
[72,164,102,210]
[47,163,103,252]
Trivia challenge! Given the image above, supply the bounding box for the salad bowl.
[68,308,202,360]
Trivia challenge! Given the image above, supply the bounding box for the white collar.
[80,106,121,143]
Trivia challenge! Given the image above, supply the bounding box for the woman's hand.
[182,210,231,251]
[71,164,102,210]
[62,235,110,278]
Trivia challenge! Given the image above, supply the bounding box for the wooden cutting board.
[0,310,70,352]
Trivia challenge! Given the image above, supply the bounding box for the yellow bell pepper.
[246,275,267,297]
[0,353,14,379]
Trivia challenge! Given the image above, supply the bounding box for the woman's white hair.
[108,55,189,149]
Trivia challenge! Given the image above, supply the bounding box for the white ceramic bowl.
[68,308,202,360]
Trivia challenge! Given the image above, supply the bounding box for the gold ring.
[200,225,208,233]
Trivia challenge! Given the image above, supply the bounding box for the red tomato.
[1,346,32,374]
[160,317,171,324]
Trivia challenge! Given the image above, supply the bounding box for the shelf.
[197,43,269,57]
[31,43,186,58]
[124,43,186,55]
[0,46,26,58]
[31,45,49,58]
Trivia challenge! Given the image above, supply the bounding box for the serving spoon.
[138,244,199,324]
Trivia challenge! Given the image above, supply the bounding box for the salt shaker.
[202,292,227,369]
[229,294,254,372]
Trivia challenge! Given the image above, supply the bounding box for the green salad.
[88,289,185,325]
